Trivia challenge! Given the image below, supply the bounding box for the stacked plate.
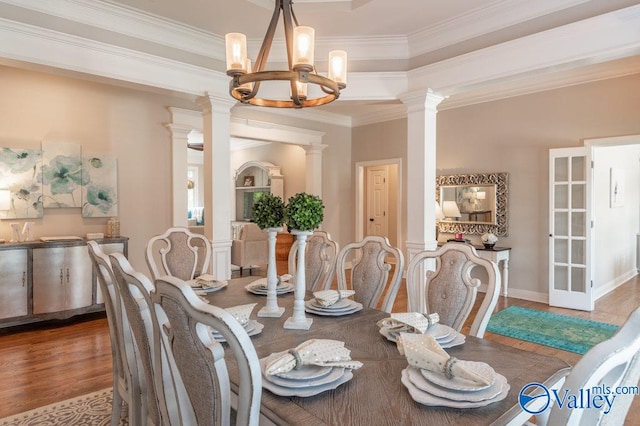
[401,362,510,408]
[211,320,264,343]
[305,298,363,316]
[189,278,228,295]
[259,351,354,397]
[378,322,465,348]
[245,278,294,296]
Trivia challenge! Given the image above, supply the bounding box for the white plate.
[261,351,333,380]
[379,327,465,348]
[266,368,345,388]
[308,298,353,311]
[262,368,353,397]
[245,280,295,295]
[304,300,363,316]
[401,369,509,408]
[194,283,228,294]
[211,320,264,342]
[421,360,496,391]
[406,367,507,402]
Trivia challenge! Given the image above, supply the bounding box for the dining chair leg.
[111,382,123,426]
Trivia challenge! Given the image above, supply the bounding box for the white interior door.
[549,147,593,311]
[366,165,389,237]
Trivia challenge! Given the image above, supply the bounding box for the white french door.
[548,147,593,311]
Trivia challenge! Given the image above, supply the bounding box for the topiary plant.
[284,192,324,232]
[252,192,286,229]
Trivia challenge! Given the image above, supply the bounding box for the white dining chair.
[288,230,339,291]
[152,275,263,425]
[87,241,141,426]
[145,227,211,281]
[336,235,404,313]
[405,242,501,338]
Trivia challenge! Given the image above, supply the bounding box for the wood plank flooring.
[0,268,638,421]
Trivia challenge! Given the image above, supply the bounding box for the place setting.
[260,339,363,397]
[397,333,509,408]
[188,273,228,295]
[210,303,264,342]
[245,274,295,296]
[376,312,465,348]
[304,290,363,316]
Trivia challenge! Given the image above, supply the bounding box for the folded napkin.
[313,289,356,307]
[376,312,439,334]
[265,339,364,375]
[224,303,257,326]
[397,333,493,385]
[195,274,224,288]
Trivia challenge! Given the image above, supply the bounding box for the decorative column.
[400,89,444,265]
[197,94,236,280]
[258,227,285,317]
[165,123,191,227]
[302,144,327,197]
[284,230,313,330]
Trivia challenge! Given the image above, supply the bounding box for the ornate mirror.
[436,172,509,236]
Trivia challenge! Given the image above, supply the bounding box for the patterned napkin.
[265,339,363,375]
[397,333,494,385]
[313,290,356,307]
[195,274,225,288]
[377,312,440,333]
[224,303,257,326]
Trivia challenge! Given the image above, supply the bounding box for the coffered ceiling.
[1,0,639,125]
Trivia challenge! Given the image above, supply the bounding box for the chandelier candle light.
[225,0,347,108]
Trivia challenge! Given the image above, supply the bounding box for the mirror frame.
[436,172,509,236]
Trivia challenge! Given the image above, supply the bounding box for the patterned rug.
[487,306,619,355]
[0,388,125,426]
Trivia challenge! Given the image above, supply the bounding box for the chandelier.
[225,0,347,108]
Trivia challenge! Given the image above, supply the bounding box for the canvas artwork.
[41,141,85,208]
[0,147,44,219]
[81,155,118,217]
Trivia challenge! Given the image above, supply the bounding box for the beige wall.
[352,73,640,299]
[0,65,193,274]
[0,64,354,274]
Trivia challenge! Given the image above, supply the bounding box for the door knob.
[369,218,374,222]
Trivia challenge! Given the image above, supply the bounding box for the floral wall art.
[81,155,118,217]
[41,141,85,208]
[0,142,118,220]
[0,148,43,219]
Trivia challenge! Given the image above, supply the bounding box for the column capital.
[164,123,192,138]
[400,89,445,114]
[197,93,236,115]
[301,143,328,154]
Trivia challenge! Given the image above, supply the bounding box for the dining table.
[205,276,570,426]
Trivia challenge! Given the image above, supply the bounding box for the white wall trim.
[584,133,640,147]
[409,0,591,57]
[0,17,227,96]
[594,270,638,301]
[408,4,640,95]
[505,288,549,304]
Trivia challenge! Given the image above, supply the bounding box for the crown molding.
[351,105,406,127]
[408,4,640,95]
[0,17,228,96]
[0,0,225,59]
[439,56,640,110]
[408,0,591,57]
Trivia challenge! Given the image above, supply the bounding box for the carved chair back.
[146,227,211,281]
[288,230,339,291]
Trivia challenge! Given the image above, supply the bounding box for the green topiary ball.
[285,192,324,232]
[252,193,285,229]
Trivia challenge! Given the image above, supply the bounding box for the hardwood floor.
[0,268,638,421]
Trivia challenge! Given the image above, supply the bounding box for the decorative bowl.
[483,243,495,249]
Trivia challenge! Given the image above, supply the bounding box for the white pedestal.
[284,230,313,330]
[258,227,285,318]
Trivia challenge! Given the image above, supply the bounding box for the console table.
[0,237,128,328]
[475,246,511,297]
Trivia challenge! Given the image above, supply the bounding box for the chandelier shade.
[225,0,346,108]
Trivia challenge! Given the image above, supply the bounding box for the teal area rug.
[487,306,619,355]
